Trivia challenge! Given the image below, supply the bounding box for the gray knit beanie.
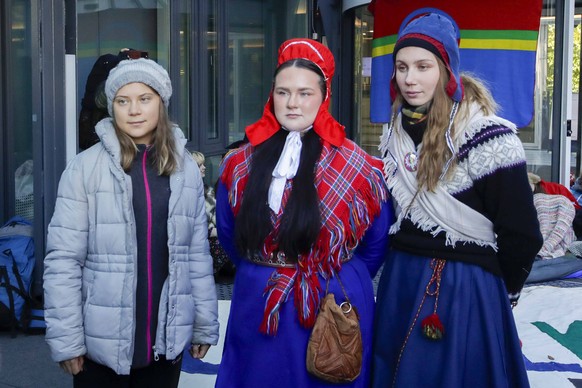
[105,58,172,116]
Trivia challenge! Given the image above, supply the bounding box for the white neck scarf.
[268,130,306,213]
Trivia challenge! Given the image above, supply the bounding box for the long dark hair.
[235,59,326,261]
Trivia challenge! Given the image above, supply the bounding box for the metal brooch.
[404,151,418,172]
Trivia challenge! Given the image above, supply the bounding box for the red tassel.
[421,313,445,340]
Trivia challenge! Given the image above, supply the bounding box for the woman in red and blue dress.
[215,38,392,387]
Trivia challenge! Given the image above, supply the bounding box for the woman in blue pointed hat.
[373,10,542,387]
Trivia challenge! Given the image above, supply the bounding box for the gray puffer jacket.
[43,119,219,375]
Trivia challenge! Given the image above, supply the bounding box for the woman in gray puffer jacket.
[43,58,218,387]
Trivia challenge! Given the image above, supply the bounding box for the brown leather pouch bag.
[306,276,363,383]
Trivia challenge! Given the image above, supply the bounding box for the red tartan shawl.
[220,138,388,335]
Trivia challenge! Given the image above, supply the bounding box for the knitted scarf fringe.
[219,148,251,215]
[383,145,498,250]
[259,169,387,335]
[294,269,321,329]
[380,107,504,251]
[224,142,389,336]
[259,268,296,335]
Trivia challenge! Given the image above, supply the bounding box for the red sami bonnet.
[245,38,346,147]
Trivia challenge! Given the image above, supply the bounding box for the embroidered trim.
[445,129,527,195]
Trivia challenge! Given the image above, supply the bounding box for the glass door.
[75,1,172,150]
[526,4,581,184]
[2,1,35,222]
[353,5,383,157]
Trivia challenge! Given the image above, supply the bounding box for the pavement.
[0,280,235,388]
[2,269,580,387]
[0,305,231,388]
[0,329,69,387]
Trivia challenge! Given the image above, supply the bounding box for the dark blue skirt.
[372,249,530,388]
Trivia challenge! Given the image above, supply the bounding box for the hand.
[508,291,520,309]
[189,343,211,359]
[59,355,85,375]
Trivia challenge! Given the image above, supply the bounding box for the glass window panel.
[7,1,34,221]
[226,0,308,145]
[526,5,581,182]
[177,2,191,137]
[76,1,171,148]
[353,6,383,157]
[207,0,218,139]
[521,16,553,170]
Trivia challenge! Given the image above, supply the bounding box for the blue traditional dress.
[373,103,543,387]
[215,38,392,388]
[215,140,391,388]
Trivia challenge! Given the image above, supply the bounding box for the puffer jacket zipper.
[142,146,154,364]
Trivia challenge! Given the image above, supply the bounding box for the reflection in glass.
[76,1,171,144]
[353,6,383,157]
[527,12,581,181]
[9,1,34,220]
[208,0,218,140]
[226,0,307,145]
[178,5,191,137]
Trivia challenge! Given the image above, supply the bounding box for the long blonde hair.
[114,101,179,175]
[191,150,205,167]
[391,60,498,191]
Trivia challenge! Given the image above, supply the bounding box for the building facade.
[1,0,580,294]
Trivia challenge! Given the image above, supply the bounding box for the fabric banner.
[513,285,582,387]
[368,0,543,127]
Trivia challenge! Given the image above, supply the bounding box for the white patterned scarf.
[379,104,508,250]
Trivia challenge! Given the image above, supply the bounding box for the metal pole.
[551,0,574,185]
